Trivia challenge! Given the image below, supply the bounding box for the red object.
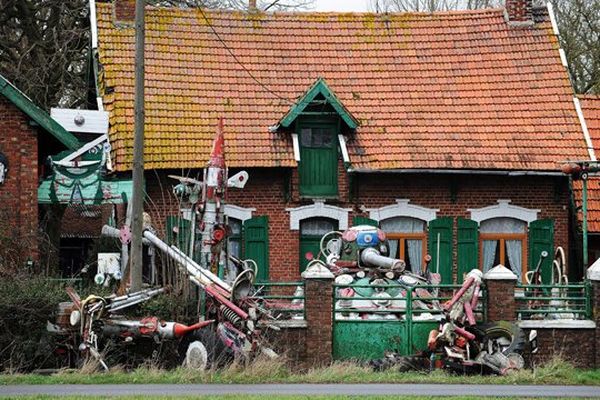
[342,229,357,242]
[427,329,439,351]
[443,276,474,311]
[455,336,467,348]
[454,326,476,341]
[305,251,313,261]
[463,301,476,326]
[139,317,159,335]
[212,227,226,242]
[209,118,225,169]
[172,319,214,338]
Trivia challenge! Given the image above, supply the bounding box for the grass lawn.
[1,358,599,386]
[1,397,593,400]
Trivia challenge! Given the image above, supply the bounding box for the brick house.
[0,74,80,263]
[93,0,591,283]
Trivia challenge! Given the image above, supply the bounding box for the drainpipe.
[583,176,588,268]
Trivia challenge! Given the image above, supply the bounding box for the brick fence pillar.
[301,263,334,366]
[587,259,600,368]
[483,264,517,322]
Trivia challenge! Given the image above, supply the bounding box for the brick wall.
[144,169,571,282]
[523,328,596,369]
[0,96,39,260]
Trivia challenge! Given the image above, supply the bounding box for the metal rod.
[583,177,588,267]
[130,0,146,292]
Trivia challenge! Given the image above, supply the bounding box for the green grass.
[1,358,599,386]
[1,397,587,400]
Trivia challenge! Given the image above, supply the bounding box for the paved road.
[1,384,599,397]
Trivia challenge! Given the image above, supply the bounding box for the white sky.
[312,0,370,12]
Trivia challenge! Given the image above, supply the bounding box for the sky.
[312,0,370,12]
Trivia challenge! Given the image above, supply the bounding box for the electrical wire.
[197,7,295,105]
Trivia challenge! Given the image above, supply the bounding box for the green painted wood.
[165,216,191,252]
[333,321,407,360]
[0,74,79,150]
[244,216,270,282]
[298,123,338,197]
[279,78,358,129]
[457,218,479,283]
[299,236,321,273]
[353,216,378,227]
[428,217,453,283]
[528,219,554,284]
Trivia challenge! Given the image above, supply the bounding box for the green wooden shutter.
[428,217,453,284]
[528,219,554,284]
[299,124,338,197]
[352,216,378,227]
[243,216,270,282]
[165,216,191,252]
[457,218,479,283]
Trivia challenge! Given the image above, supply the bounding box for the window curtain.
[482,240,498,273]
[407,239,422,272]
[480,217,526,233]
[389,239,399,259]
[381,217,425,233]
[506,240,522,282]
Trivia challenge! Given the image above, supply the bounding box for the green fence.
[515,281,592,320]
[332,282,486,360]
[254,281,305,321]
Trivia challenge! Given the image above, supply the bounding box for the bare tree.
[369,0,501,12]
[0,0,91,111]
[150,0,314,12]
[553,0,600,94]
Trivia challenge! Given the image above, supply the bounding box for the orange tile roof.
[96,4,588,172]
[573,95,600,232]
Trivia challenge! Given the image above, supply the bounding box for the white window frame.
[364,199,438,223]
[223,204,255,222]
[468,200,539,224]
[287,199,351,230]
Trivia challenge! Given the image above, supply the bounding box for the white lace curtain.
[381,217,425,272]
[481,217,526,279]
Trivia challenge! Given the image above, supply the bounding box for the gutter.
[348,168,566,177]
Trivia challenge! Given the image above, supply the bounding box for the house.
[92,0,591,283]
[0,73,80,264]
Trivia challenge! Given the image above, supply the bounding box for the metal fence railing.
[333,282,487,323]
[254,281,305,321]
[515,282,592,320]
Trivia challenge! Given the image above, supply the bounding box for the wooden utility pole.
[130,0,145,292]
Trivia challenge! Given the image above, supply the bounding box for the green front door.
[298,123,338,197]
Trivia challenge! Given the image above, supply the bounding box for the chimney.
[505,0,533,24]
[114,0,136,25]
[249,0,257,12]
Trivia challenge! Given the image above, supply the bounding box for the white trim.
[338,134,350,164]
[291,133,300,162]
[364,199,438,223]
[518,320,596,329]
[547,2,560,36]
[223,204,255,222]
[96,97,104,112]
[468,200,539,224]
[59,134,108,163]
[286,199,351,230]
[483,264,518,281]
[89,0,98,49]
[559,49,568,68]
[573,97,597,161]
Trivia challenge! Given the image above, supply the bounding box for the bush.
[0,275,68,372]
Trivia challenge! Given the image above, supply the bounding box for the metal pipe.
[144,230,231,293]
[583,177,588,267]
[360,248,405,271]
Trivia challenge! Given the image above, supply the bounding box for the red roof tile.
[96,4,588,172]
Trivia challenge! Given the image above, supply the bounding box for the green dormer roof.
[0,73,80,150]
[279,78,358,129]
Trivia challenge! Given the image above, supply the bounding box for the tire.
[474,321,526,356]
[178,326,233,369]
[370,354,426,372]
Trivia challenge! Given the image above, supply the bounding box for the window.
[298,123,338,197]
[299,217,337,272]
[480,217,527,279]
[380,217,426,273]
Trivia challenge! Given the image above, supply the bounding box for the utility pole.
[130,0,145,292]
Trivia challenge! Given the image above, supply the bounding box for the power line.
[197,7,295,105]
